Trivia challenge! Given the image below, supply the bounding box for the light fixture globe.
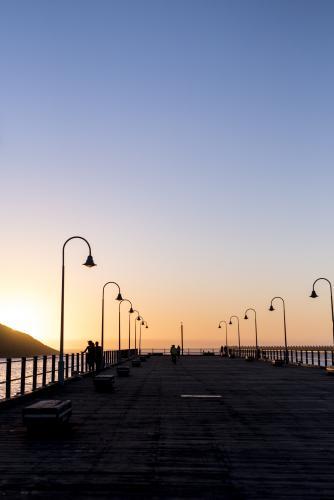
[310,290,318,299]
[244,315,248,320]
[145,325,148,329]
[229,320,232,325]
[83,255,96,267]
[269,305,274,311]
[136,316,141,321]
[129,307,134,314]
[218,325,221,329]
[141,321,145,326]
[116,292,123,301]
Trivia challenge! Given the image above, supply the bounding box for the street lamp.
[269,296,288,363]
[59,236,96,384]
[118,299,134,351]
[101,282,122,353]
[132,310,140,351]
[140,319,148,354]
[229,315,241,354]
[244,308,259,357]
[218,320,228,351]
[309,278,334,345]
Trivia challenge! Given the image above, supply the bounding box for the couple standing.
[83,341,103,373]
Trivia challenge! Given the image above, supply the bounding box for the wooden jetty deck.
[1,356,334,499]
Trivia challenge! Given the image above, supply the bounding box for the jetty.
[0,355,334,499]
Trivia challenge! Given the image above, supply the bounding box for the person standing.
[83,340,95,373]
[176,345,181,357]
[95,341,103,373]
[170,344,177,364]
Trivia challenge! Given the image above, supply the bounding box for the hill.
[0,323,58,357]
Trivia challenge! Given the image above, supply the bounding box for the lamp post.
[101,282,123,354]
[180,321,184,355]
[132,310,140,351]
[140,320,148,354]
[118,299,134,351]
[229,315,241,354]
[244,308,259,358]
[59,236,96,385]
[218,320,228,352]
[310,278,334,345]
[269,296,288,363]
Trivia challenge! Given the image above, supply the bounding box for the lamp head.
[244,314,248,320]
[218,325,221,329]
[83,255,96,267]
[145,325,148,329]
[136,316,141,321]
[141,321,145,326]
[310,290,318,299]
[129,307,134,314]
[269,304,274,311]
[229,320,232,325]
[116,292,123,301]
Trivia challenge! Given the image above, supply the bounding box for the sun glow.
[0,296,49,343]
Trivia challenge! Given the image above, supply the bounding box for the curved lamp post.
[269,296,288,363]
[229,315,241,354]
[139,319,148,354]
[118,299,134,351]
[244,308,259,357]
[59,236,96,384]
[218,320,228,350]
[310,278,334,345]
[101,282,123,353]
[132,310,140,350]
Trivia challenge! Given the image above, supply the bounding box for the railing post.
[20,357,26,395]
[51,355,56,383]
[318,350,321,366]
[332,350,334,367]
[6,358,11,399]
[311,350,314,366]
[65,354,69,379]
[306,350,308,365]
[32,356,38,391]
[42,355,47,386]
[325,350,328,367]
[71,353,74,376]
[76,352,80,372]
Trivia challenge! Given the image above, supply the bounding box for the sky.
[1,0,334,351]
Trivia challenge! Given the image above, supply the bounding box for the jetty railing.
[228,346,334,367]
[0,348,137,401]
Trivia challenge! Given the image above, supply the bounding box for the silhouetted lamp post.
[269,296,288,363]
[244,308,259,357]
[101,282,122,353]
[218,320,228,349]
[118,299,134,351]
[132,310,140,351]
[140,319,148,354]
[229,315,241,354]
[59,236,96,384]
[310,277,334,345]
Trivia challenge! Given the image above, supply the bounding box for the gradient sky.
[1,0,334,351]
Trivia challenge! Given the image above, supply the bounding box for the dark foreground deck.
[0,356,334,499]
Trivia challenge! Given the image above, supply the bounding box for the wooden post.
[6,358,11,399]
[20,357,26,395]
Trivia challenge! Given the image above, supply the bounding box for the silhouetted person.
[83,340,95,373]
[95,341,103,373]
[176,345,181,357]
[170,344,177,364]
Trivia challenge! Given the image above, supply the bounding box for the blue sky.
[1,1,334,349]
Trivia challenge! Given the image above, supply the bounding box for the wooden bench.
[117,366,130,377]
[23,400,72,429]
[272,359,285,367]
[93,374,115,391]
[132,359,141,367]
[326,367,334,375]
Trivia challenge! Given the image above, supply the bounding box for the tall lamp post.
[180,321,184,355]
[118,299,134,351]
[244,308,259,358]
[101,282,123,353]
[132,310,140,351]
[59,236,96,384]
[218,320,228,352]
[139,320,148,354]
[229,315,241,354]
[310,278,334,345]
[269,296,288,363]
